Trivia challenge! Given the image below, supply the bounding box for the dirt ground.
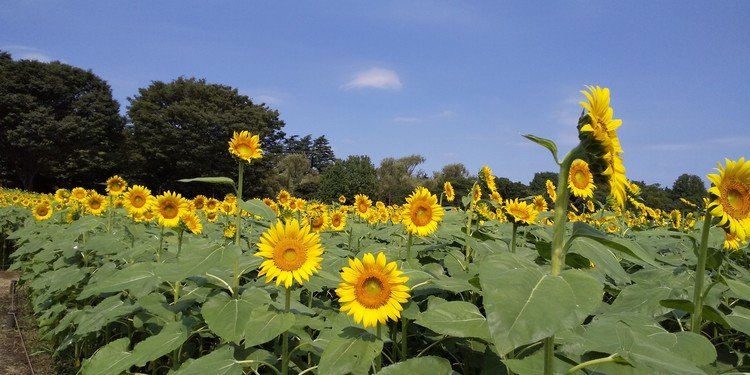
[0,270,57,375]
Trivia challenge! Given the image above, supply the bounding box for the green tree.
[0,53,124,190]
[377,155,425,204]
[284,134,335,172]
[529,171,558,196]
[671,174,706,208]
[633,181,677,211]
[428,163,473,205]
[126,77,286,197]
[275,153,319,198]
[317,155,378,203]
[496,177,531,200]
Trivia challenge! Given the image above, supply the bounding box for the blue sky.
[2,1,748,187]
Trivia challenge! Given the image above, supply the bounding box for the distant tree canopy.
[317,155,378,203]
[284,135,335,173]
[429,163,473,205]
[0,52,125,191]
[377,155,425,204]
[126,77,286,197]
[671,174,706,207]
[529,171,558,196]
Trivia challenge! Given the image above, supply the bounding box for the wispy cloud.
[343,68,402,91]
[1,45,52,62]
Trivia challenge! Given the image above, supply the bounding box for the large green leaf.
[201,292,255,344]
[238,199,277,221]
[243,307,295,347]
[79,338,133,375]
[725,306,750,336]
[78,262,160,300]
[131,321,189,367]
[174,346,242,375]
[726,279,750,301]
[178,176,236,188]
[566,222,660,267]
[479,252,601,355]
[74,295,140,337]
[319,327,383,375]
[376,356,455,375]
[415,301,490,340]
[155,243,236,283]
[567,237,631,285]
[522,134,559,165]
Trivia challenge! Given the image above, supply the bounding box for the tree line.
[0,51,706,209]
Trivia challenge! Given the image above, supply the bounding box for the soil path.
[0,270,57,375]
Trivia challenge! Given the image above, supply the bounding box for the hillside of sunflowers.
[2,86,750,375]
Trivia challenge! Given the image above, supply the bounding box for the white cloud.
[2,45,52,62]
[343,68,402,91]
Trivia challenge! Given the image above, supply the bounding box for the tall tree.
[0,53,124,190]
[377,155,425,204]
[671,174,706,207]
[275,153,319,197]
[126,77,286,197]
[430,163,473,205]
[496,177,531,200]
[317,155,378,203]
[283,134,335,172]
[529,171,558,196]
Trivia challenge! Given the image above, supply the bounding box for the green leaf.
[376,356,454,375]
[567,237,631,285]
[504,350,571,375]
[178,176,236,188]
[174,346,243,375]
[78,262,160,300]
[131,321,189,367]
[238,199,277,221]
[415,301,490,340]
[726,279,750,301]
[522,134,559,164]
[75,295,140,337]
[567,222,660,268]
[479,252,601,355]
[155,243,236,283]
[243,308,295,347]
[319,327,383,375]
[725,305,750,336]
[79,338,133,375]
[202,292,255,344]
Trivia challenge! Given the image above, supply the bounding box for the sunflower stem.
[691,211,713,334]
[376,324,383,372]
[406,233,414,260]
[400,318,408,361]
[282,287,292,375]
[157,225,164,262]
[510,221,519,253]
[464,206,473,262]
[177,228,184,256]
[107,195,113,234]
[235,161,244,246]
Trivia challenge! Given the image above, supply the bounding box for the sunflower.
[32,202,53,221]
[205,211,219,223]
[330,210,347,231]
[224,223,237,238]
[578,85,628,208]
[723,230,747,251]
[54,189,70,204]
[401,187,444,236]
[221,200,237,216]
[546,180,557,202]
[354,194,372,218]
[586,200,596,213]
[228,130,263,162]
[277,190,292,208]
[155,191,188,228]
[533,195,548,212]
[504,198,538,225]
[85,192,108,216]
[472,184,482,205]
[568,159,596,198]
[181,211,203,235]
[71,187,88,202]
[123,185,153,215]
[106,175,127,196]
[193,195,207,210]
[256,220,324,288]
[304,212,329,233]
[443,182,455,202]
[336,252,410,328]
[490,190,503,204]
[707,158,750,241]
[205,198,220,212]
[480,166,497,193]
[338,195,347,204]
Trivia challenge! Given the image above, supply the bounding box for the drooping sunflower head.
[545,180,557,202]
[504,198,539,225]
[443,181,455,202]
[707,157,750,241]
[32,201,53,221]
[155,191,188,228]
[106,175,127,196]
[336,252,410,328]
[401,187,445,236]
[228,130,263,162]
[354,194,372,217]
[256,219,324,288]
[180,211,203,235]
[568,159,596,199]
[480,165,497,193]
[533,195,548,212]
[85,192,108,216]
[472,184,482,205]
[123,185,153,215]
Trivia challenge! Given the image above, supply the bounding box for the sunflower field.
[3,86,750,375]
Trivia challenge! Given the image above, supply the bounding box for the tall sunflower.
[480,165,497,193]
[256,220,324,288]
[504,198,539,225]
[336,252,410,328]
[106,175,128,196]
[568,159,596,198]
[155,191,188,228]
[707,158,750,241]
[401,187,444,236]
[228,130,263,162]
[578,85,628,208]
[123,185,153,215]
[443,181,455,202]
